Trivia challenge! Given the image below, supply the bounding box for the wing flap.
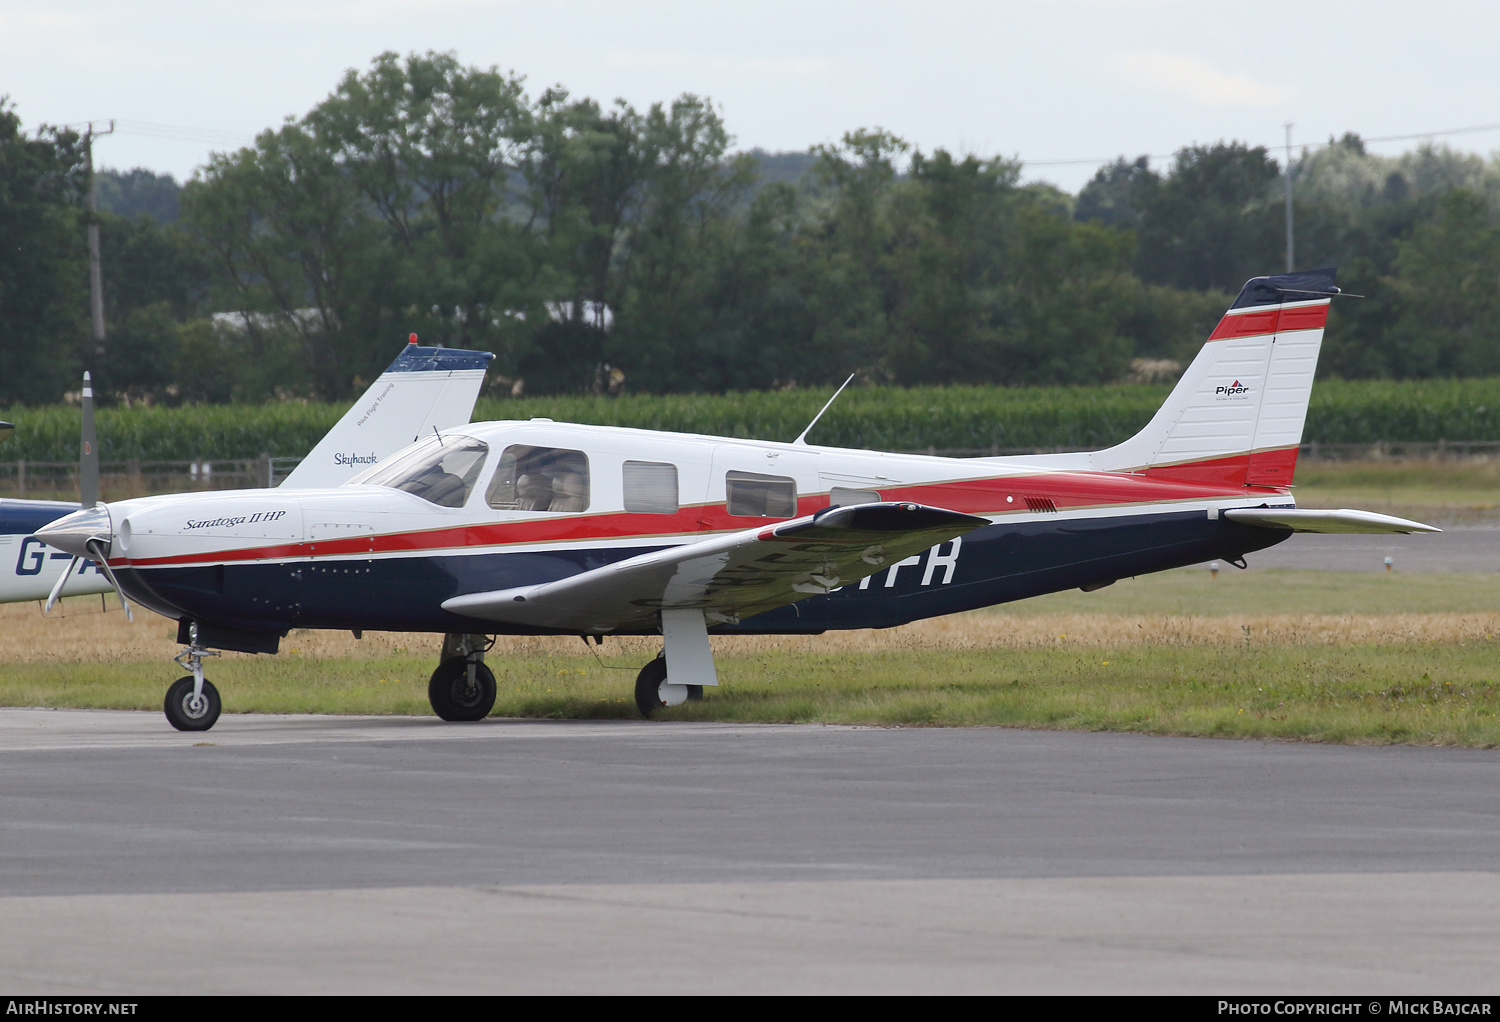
[442,501,988,632]
[1224,508,1440,534]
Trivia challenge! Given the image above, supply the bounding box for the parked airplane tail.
[1090,269,1339,488]
[280,340,495,489]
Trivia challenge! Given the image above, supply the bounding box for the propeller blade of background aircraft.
[80,372,99,508]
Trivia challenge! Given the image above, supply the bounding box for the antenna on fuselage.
[792,374,856,446]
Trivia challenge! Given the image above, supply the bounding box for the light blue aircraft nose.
[36,505,112,559]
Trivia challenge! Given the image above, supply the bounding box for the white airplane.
[38,269,1438,732]
[1,340,492,606]
[0,375,115,606]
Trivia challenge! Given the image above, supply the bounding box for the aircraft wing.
[442,502,988,633]
[1224,508,1441,534]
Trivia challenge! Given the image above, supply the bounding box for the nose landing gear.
[166,624,222,731]
[428,633,496,721]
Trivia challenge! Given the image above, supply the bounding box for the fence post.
[16,459,24,496]
[257,452,272,488]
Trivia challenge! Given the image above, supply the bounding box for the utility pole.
[82,120,115,363]
[1284,122,1294,273]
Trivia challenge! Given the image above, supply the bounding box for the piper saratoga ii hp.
[38,269,1438,731]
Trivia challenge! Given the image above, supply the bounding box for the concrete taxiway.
[1236,526,1498,573]
[2,709,1499,994]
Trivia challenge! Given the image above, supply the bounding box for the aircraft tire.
[164,676,222,732]
[428,657,497,721]
[633,656,702,718]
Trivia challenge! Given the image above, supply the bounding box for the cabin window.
[829,487,881,507]
[623,461,679,514]
[726,470,798,518]
[355,434,488,508]
[487,445,590,513]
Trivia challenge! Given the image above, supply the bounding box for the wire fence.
[0,455,304,501]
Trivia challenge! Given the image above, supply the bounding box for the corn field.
[7,377,1500,462]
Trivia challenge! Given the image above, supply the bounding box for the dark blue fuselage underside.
[117,511,1290,646]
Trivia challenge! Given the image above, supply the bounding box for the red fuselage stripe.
[118,463,1293,568]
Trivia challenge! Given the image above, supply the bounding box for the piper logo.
[1215,379,1251,398]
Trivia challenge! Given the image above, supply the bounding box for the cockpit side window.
[352,434,488,508]
[487,445,590,513]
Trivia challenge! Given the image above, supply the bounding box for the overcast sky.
[3,0,1498,193]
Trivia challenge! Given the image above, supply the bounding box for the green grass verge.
[6,642,1500,747]
[5,571,1498,745]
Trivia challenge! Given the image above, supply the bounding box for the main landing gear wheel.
[633,655,702,718]
[428,657,497,721]
[164,676,222,732]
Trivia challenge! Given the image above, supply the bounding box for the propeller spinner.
[35,505,131,619]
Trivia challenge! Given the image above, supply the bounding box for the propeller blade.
[80,372,99,508]
[85,538,132,622]
[43,555,81,615]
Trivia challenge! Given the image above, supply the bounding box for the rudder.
[1091,268,1339,488]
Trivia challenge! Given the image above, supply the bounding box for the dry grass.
[11,595,1500,665]
[9,573,1500,746]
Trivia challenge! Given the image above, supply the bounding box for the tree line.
[3,50,1500,406]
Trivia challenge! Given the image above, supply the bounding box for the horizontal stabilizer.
[1224,508,1441,534]
[442,502,988,633]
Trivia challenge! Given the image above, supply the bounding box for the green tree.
[0,101,87,403]
[1134,142,1282,291]
[1384,189,1500,377]
[97,211,210,398]
[1075,156,1153,229]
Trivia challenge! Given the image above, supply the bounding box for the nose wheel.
[166,624,222,731]
[165,676,222,731]
[633,654,703,718]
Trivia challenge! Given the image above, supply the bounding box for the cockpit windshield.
[347,434,488,508]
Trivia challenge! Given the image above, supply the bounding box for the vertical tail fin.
[1092,268,1339,488]
[279,342,495,489]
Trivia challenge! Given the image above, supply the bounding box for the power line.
[61,114,1500,169]
[59,119,255,147]
[1022,119,1500,168]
